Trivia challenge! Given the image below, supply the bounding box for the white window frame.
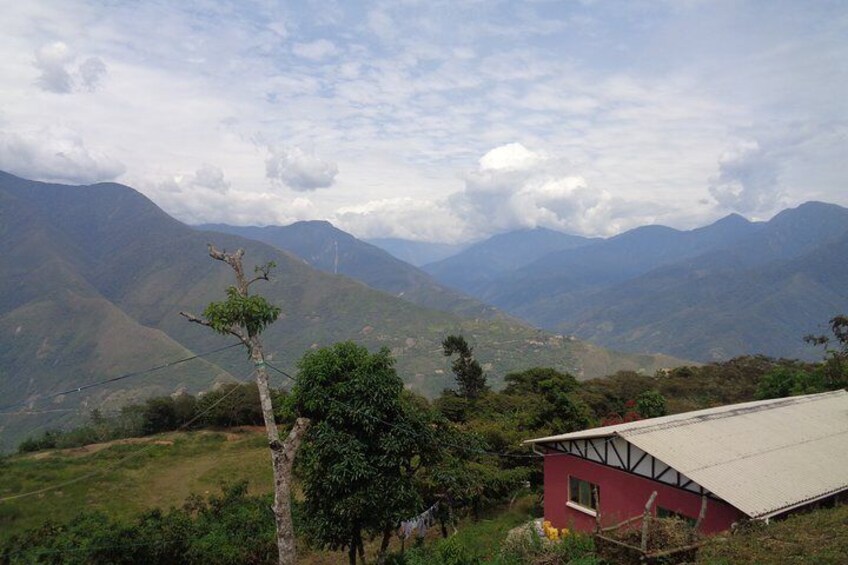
[568,475,599,516]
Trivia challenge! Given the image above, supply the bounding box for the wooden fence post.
[640,491,658,553]
[691,494,708,542]
[593,485,602,533]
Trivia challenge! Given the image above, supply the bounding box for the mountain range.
[415,202,848,362]
[0,171,678,451]
[365,238,466,267]
[197,222,499,319]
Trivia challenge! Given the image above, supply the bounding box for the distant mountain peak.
[712,212,751,226]
[289,219,335,228]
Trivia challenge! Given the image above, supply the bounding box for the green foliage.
[442,335,488,400]
[203,286,281,338]
[434,392,470,423]
[0,482,277,565]
[293,342,440,559]
[500,367,592,434]
[698,503,848,564]
[17,385,282,454]
[498,525,598,565]
[195,383,268,428]
[804,314,848,391]
[398,536,482,565]
[755,367,826,399]
[635,389,667,418]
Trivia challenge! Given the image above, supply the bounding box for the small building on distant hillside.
[524,390,848,534]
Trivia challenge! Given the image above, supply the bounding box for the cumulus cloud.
[0,127,125,183]
[148,173,315,227]
[292,39,338,61]
[478,142,545,171]
[451,143,617,237]
[34,42,74,93]
[334,197,465,242]
[266,146,338,191]
[157,164,231,195]
[33,42,108,93]
[192,163,230,193]
[708,140,782,214]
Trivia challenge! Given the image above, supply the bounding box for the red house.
[525,390,848,534]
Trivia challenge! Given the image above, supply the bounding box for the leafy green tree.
[755,367,825,399]
[635,390,667,419]
[502,367,592,433]
[293,342,440,564]
[805,314,848,390]
[442,335,488,400]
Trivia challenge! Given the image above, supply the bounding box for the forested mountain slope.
[421,201,848,362]
[0,171,682,450]
[198,221,499,319]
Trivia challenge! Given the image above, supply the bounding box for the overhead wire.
[0,342,242,414]
[0,367,257,503]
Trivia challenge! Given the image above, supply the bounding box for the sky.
[0,0,846,243]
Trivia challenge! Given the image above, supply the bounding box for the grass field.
[697,502,848,564]
[4,428,845,564]
[0,428,273,541]
[0,429,541,563]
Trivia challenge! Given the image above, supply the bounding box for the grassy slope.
[0,429,539,563]
[0,429,273,541]
[698,503,848,564]
[3,429,845,563]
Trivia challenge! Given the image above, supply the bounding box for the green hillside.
[0,171,686,451]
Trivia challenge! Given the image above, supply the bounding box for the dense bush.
[17,384,286,454]
[0,482,279,565]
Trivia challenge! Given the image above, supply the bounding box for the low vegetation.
[697,503,848,564]
[2,316,846,563]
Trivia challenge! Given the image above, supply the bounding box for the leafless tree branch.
[179,311,249,346]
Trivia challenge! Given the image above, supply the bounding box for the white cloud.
[334,197,464,242]
[292,39,338,61]
[34,42,74,93]
[0,127,125,184]
[32,42,108,93]
[266,146,338,191]
[478,142,545,171]
[0,2,844,239]
[708,140,782,214]
[453,143,618,236]
[191,163,230,193]
[143,164,315,226]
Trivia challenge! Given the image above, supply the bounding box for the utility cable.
[0,342,242,413]
[0,368,257,503]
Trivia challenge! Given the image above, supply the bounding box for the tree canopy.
[292,341,442,564]
[442,335,488,400]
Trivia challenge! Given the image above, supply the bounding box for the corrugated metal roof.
[525,390,848,519]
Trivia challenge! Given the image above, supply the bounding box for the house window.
[568,476,600,512]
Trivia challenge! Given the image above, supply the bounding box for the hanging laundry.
[399,501,439,539]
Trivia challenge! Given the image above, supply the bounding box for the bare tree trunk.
[377,525,392,563]
[181,246,310,565]
[348,541,357,565]
[357,532,366,564]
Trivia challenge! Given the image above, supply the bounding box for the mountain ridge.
[196,221,501,320]
[0,171,683,450]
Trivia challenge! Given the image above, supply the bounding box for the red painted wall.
[544,453,745,534]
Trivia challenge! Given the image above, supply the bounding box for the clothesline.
[399,501,439,539]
